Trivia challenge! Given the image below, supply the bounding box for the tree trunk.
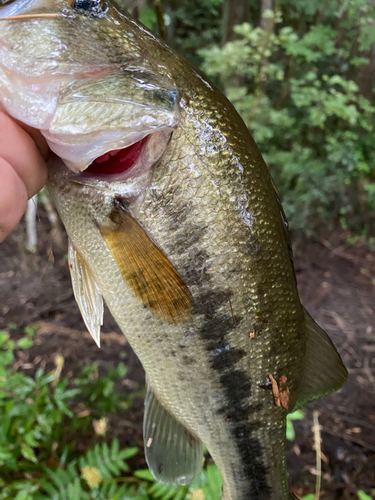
[358,44,375,101]
[222,0,251,44]
[154,0,168,42]
[260,0,273,31]
[124,0,148,19]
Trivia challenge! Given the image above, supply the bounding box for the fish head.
[0,0,180,172]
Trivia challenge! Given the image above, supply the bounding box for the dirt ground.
[0,210,374,499]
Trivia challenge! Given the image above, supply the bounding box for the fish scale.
[147,102,296,498]
[137,92,301,499]
[0,1,347,498]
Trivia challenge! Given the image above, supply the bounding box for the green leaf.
[119,447,138,460]
[139,8,157,31]
[0,332,9,347]
[14,487,37,500]
[134,469,154,481]
[20,443,37,463]
[286,410,304,441]
[357,491,373,500]
[0,349,14,367]
[17,338,34,349]
[24,325,39,337]
[288,410,305,421]
[204,464,223,499]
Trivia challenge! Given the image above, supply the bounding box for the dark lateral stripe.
[198,310,271,498]
[210,345,246,371]
[162,208,271,497]
[219,369,269,497]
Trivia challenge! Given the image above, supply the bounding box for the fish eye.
[73,0,104,15]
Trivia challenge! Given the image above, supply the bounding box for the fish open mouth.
[68,128,172,181]
[85,136,149,176]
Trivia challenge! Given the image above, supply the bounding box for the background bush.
[0,327,224,500]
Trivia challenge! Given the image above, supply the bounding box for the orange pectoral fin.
[99,203,193,324]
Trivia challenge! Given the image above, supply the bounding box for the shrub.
[200,9,375,236]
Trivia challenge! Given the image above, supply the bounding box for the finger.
[0,103,49,161]
[0,158,28,243]
[20,124,50,161]
[0,111,48,198]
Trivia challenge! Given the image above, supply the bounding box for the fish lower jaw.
[47,126,174,174]
[47,128,173,216]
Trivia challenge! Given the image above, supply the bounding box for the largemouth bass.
[0,1,347,498]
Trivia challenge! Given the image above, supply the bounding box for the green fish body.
[0,1,347,498]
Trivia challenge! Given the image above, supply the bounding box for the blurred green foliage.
[0,327,140,499]
[286,409,304,441]
[0,327,224,499]
[139,0,375,236]
[198,2,375,235]
[165,0,224,67]
[0,327,311,499]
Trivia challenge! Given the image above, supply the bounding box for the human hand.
[0,103,49,242]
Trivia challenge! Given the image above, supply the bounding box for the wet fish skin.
[0,1,347,499]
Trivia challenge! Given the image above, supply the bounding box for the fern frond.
[79,440,138,481]
[148,482,189,500]
[40,464,90,500]
[39,441,140,500]
[134,463,222,500]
